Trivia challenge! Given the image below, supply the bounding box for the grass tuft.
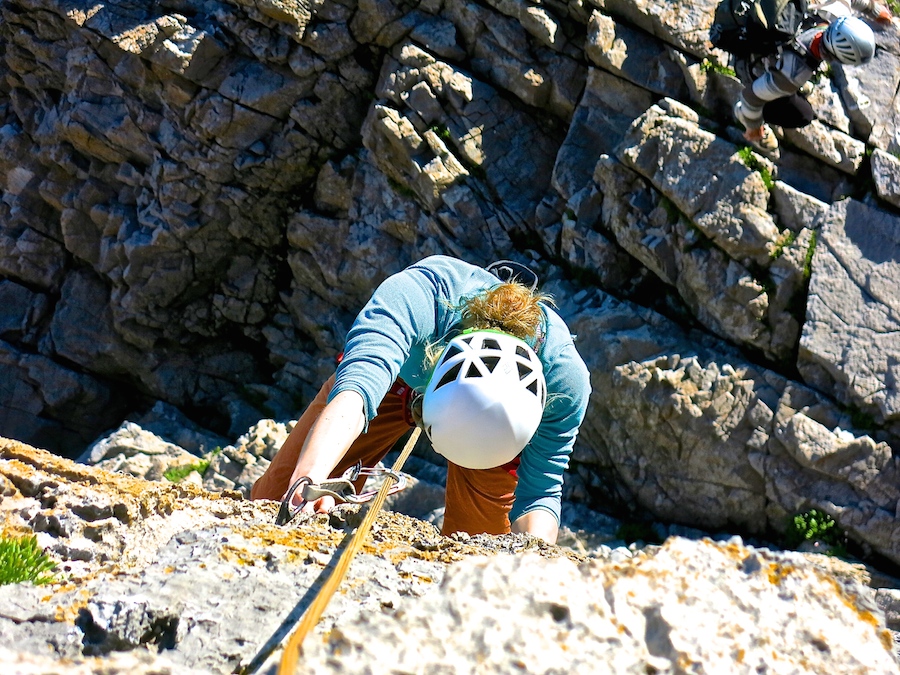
[429,124,453,142]
[659,196,681,222]
[848,405,876,430]
[770,230,796,260]
[699,58,736,78]
[0,535,57,586]
[803,230,817,280]
[387,176,419,199]
[737,146,774,190]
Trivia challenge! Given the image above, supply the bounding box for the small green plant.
[737,146,774,189]
[387,176,418,199]
[163,459,211,483]
[163,447,221,483]
[699,58,736,78]
[809,63,831,85]
[0,534,57,585]
[744,259,777,300]
[887,0,900,14]
[847,405,877,430]
[770,230,796,260]
[658,196,681,222]
[615,521,663,545]
[424,127,484,183]
[785,509,844,552]
[462,158,487,181]
[802,230,817,280]
[810,61,834,83]
[429,124,453,142]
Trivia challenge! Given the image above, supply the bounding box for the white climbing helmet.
[422,330,546,469]
[823,16,876,66]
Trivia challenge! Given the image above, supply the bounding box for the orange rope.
[277,427,422,675]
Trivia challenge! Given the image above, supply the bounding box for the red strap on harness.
[810,32,824,60]
[389,378,416,427]
[500,456,520,477]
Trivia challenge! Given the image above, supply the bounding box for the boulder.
[302,538,899,675]
[872,148,900,209]
[564,288,900,566]
[586,10,690,101]
[799,199,900,428]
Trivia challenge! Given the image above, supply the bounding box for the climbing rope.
[276,426,422,675]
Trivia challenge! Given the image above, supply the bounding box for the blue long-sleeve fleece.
[330,255,591,524]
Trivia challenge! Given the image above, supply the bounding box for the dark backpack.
[710,0,809,58]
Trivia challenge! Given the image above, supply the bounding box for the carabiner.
[276,476,312,526]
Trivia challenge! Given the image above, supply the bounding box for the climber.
[721,0,892,151]
[250,255,591,544]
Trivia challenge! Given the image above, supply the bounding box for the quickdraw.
[240,429,422,675]
[275,462,410,527]
[276,427,422,675]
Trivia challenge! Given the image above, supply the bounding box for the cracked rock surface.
[2,438,899,674]
[3,1,900,664]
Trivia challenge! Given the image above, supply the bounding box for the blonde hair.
[422,282,552,372]
[460,282,552,341]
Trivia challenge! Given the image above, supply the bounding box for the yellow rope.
[277,426,422,675]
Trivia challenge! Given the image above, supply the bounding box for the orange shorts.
[250,374,518,536]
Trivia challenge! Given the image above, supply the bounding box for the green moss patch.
[163,458,212,483]
[737,146,774,190]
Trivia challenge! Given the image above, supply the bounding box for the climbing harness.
[275,461,410,526]
[273,427,421,675]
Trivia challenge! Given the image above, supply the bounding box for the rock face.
[0,439,571,672]
[565,288,900,566]
[302,540,898,675]
[800,199,900,423]
[2,438,898,674]
[2,0,900,584]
